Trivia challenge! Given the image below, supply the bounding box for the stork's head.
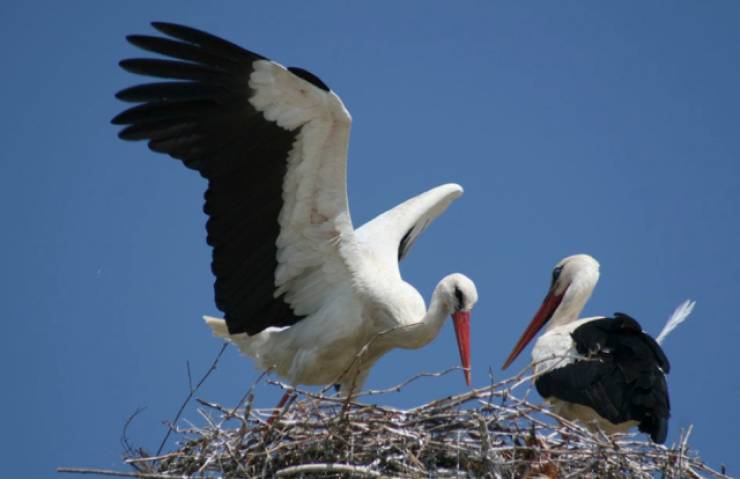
[439,273,478,386]
[502,254,600,370]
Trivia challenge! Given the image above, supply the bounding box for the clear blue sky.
[2,1,738,477]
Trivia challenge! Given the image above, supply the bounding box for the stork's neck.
[393,281,452,350]
[546,275,597,331]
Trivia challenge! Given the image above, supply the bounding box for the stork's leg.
[266,391,294,425]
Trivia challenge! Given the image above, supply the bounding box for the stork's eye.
[454,286,464,310]
[551,266,564,286]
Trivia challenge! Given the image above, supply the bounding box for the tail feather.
[204,315,230,338]
[656,300,695,345]
[203,315,266,362]
[640,414,668,444]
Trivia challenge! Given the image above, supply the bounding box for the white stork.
[112,22,478,399]
[502,254,672,443]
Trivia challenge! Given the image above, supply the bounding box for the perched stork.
[502,254,671,443]
[112,23,478,398]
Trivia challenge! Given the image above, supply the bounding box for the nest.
[60,366,731,479]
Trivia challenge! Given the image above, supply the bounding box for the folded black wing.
[536,314,671,443]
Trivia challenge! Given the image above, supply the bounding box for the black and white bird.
[112,22,478,397]
[501,254,689,443]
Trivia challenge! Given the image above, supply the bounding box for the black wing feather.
[152,22,263,63]
[115,82,226,103]
[535,314,670,443]
[125,35,241,68]
[398,227,414,261]
[113,22,308,335]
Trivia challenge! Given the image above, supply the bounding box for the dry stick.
[124,452,184,464]
[235,368,270,416]
[274,463,385,477]
[57,467,183,479]
[120,407,146,462]
[196,399,248,427]
[277,464,383,477]
[271,384,345,452]
[197,407,251,478]
[354,366,462,398]
[90,365,732,479]
[156,343,228,455]
[266,380,402,415]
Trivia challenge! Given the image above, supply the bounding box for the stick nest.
[113,370,729,479]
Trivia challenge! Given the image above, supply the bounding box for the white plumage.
[113,22,478,396]
[656,299,695,345]
[503,254,678,443]
[204,183,476,391]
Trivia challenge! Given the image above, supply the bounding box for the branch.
[64,364,732,479]
[57,468,183,479]
[156,343,228,455]
[353,366,462,397]
[275,463,383,477]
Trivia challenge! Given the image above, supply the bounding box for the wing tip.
[151,21,184,34]
[644,414,669,444]
[110,110,127,125]
[430,182,464,199]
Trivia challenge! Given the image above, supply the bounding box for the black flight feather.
[535,314,671,443]
[112,22,338,335]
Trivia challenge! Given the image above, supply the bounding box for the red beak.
[452,310,472,386]
[502,289,565,370]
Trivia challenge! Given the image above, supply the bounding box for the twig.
[124,452,183,464]
[57,467,184,478]
[68,366,732,479]
[354,366,462,397]
[155,343,227,455]
[120,407,146,460]
[275,463,384,477]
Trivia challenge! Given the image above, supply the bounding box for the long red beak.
[502,289,564,370]
[452,310,472,386]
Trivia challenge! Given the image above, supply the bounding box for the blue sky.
[2,1,739,477]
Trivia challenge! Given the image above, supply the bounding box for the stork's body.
[503,255,671,443]
[113,23,477,394]
[206,270,473,391]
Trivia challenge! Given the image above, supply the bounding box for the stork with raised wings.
[502,254,686,443]
[112,22,478,398]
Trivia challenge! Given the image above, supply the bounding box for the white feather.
[120,25,477,395]
[205,64,473,391]
[247,59,356,317]
[656,299,695,345]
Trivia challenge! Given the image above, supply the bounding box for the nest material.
[98,370,730,479]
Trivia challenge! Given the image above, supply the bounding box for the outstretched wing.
[355,183,463,277]
[535,314,671,443]
[113,22,356,335]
